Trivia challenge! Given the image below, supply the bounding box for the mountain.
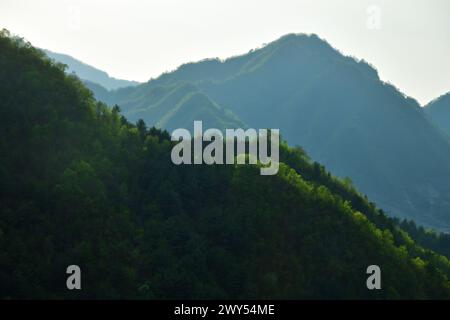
[88,33,450,232]
[43,49,140,90]
[84,80,243,131]
[425,92,450,136]
[3,29,450,299]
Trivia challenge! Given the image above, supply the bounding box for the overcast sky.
[1,0,449,104]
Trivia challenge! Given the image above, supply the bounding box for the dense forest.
[83,34,450,232]
[2,29,450,299]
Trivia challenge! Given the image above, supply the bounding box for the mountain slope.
[3,30,450,299]
[90,33,450,231]
[43,49,140,90]
[199,35,450,231]
[425,92,450,136]
[85,80,243,131]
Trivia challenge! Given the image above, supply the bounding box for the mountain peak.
[274,32,322,43]
[426,91,450,108]
[268,33,335,53]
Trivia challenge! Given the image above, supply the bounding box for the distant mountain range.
[44,34,450,232]
[425,92,450,136]
[43,49,140,90]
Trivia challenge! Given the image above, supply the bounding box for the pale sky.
[1,0,449,105]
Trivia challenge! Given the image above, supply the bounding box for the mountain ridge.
[81,33,450,231]
[43,49,140,90]
[425,92,450,137]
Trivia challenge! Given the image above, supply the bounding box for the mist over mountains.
[43,49,140,90]
[49,34,450,232]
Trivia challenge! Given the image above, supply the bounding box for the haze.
[0,0,449,104]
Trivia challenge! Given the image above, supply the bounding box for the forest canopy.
[1,29,450,299]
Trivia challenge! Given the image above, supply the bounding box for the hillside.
[425,92,450,136]
[84,80,243,131]
[43,49,140,90]
[88,33,450,232]
[3,30,450,299]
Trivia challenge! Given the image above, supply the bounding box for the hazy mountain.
[3,30,450,299]
[425,92,450,136]
[84,80,243,131]
[88,33,450,231]
[43,49,140,90]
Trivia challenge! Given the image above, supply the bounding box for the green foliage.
[1,30,450,299]
[85,80,243,132]
[85,33,450,232]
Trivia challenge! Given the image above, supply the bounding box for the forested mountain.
[83,80,243,131]
[88,33,450,232]
[425,92,450,136]
[3,30,450,299]
[43,49,140,90]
